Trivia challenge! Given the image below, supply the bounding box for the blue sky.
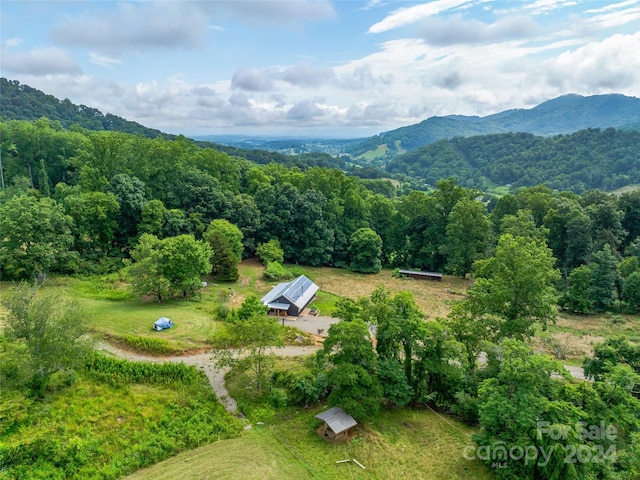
[2,1,639,138]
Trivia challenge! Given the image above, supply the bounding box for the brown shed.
[315,407,358,442]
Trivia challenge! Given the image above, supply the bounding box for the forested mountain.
[0,78,345,170]
[0,78,175,139]
[387,128,640,193]
[345,94,640,160]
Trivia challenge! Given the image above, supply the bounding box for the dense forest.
[1,116,639,316]
[388,129,640,193]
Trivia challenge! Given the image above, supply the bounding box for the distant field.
[125,407,492,480]
[611,184,640,195]
[356,143,389,161]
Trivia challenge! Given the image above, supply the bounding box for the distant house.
[260,275,319,317]
[398,269,443,281]
[315,407,358,442]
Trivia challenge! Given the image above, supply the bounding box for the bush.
[263,261,290,281]
[272,368,328,406]
[213,303,230,321]
[268,387,288,408]
[256,239,284,265]
[107,334,176,355]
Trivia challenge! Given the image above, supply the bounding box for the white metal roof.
[315,407,357,434]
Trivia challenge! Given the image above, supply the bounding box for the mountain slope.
[346,94,640,160]
[0,78,175,140]
[387,128,640,193]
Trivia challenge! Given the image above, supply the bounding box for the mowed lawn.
[125,408,492,480]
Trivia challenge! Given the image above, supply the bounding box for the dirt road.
[98,343,320,414]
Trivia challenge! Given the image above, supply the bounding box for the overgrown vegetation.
[0,353,242,479]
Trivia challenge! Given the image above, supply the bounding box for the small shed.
[315,407,358,442]
[260,275,319,317]
[398,269,443,281]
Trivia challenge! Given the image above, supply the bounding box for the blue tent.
[153,317,174,331]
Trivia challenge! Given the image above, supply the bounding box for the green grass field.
[125,407,492,480]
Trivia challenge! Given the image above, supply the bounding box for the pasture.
[125,407,492,480]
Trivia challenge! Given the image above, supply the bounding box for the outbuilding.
[315,407,358,442]
[398,269,443,281]
[260,275,319,317]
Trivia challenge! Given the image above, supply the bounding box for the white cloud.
[369,0,471,33]
[4,37,22,47]
[526,0,578,15]
[50,2,209,54]
[418,14,540,45]
[1,46,81,76]
[231,68,275,92]
[586,0,640,14]
[88,52,122,67]
[544,32,640,92]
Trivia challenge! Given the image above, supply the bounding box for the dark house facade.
[260,275,319,317]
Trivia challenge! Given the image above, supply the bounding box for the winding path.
[98,343,320,414]
[98,335,588,415]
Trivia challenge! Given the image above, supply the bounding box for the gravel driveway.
[98,343,320,414]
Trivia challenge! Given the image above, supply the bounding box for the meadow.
[36,258,639,363]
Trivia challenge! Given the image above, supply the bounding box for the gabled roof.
[260,275,319,310]
[260,282,290,305]
[315,407,357,434]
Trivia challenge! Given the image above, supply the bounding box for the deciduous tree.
[2,283,92,397]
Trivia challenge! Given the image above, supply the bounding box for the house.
[315,407,358,442]
[398,269,443,281]
[260,275,319,317]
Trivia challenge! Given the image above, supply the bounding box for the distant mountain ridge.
[345,93,640,160]
[0,78,176,140]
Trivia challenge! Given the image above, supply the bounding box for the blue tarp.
[153,317,174,331]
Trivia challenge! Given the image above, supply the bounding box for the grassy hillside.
[126,407,492,480]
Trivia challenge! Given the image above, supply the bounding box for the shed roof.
[398,269,442,277]
[267,302,291,310]
[260,275,319,310]
[315,407,357,434]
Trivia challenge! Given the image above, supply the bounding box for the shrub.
[107,334,176,355]
[263,261,289,281]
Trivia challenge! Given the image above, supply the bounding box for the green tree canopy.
[0,194,75,279]
[129,234,211,301]
[2,283,92,397]
[441,198,492,277]
[348,227,383,273]
[462,233,560,340]
[204,219,244,281]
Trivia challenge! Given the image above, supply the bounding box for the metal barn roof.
[260,275,319,310]
[315,407,357,434]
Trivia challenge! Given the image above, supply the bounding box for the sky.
[1,1,639,138]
